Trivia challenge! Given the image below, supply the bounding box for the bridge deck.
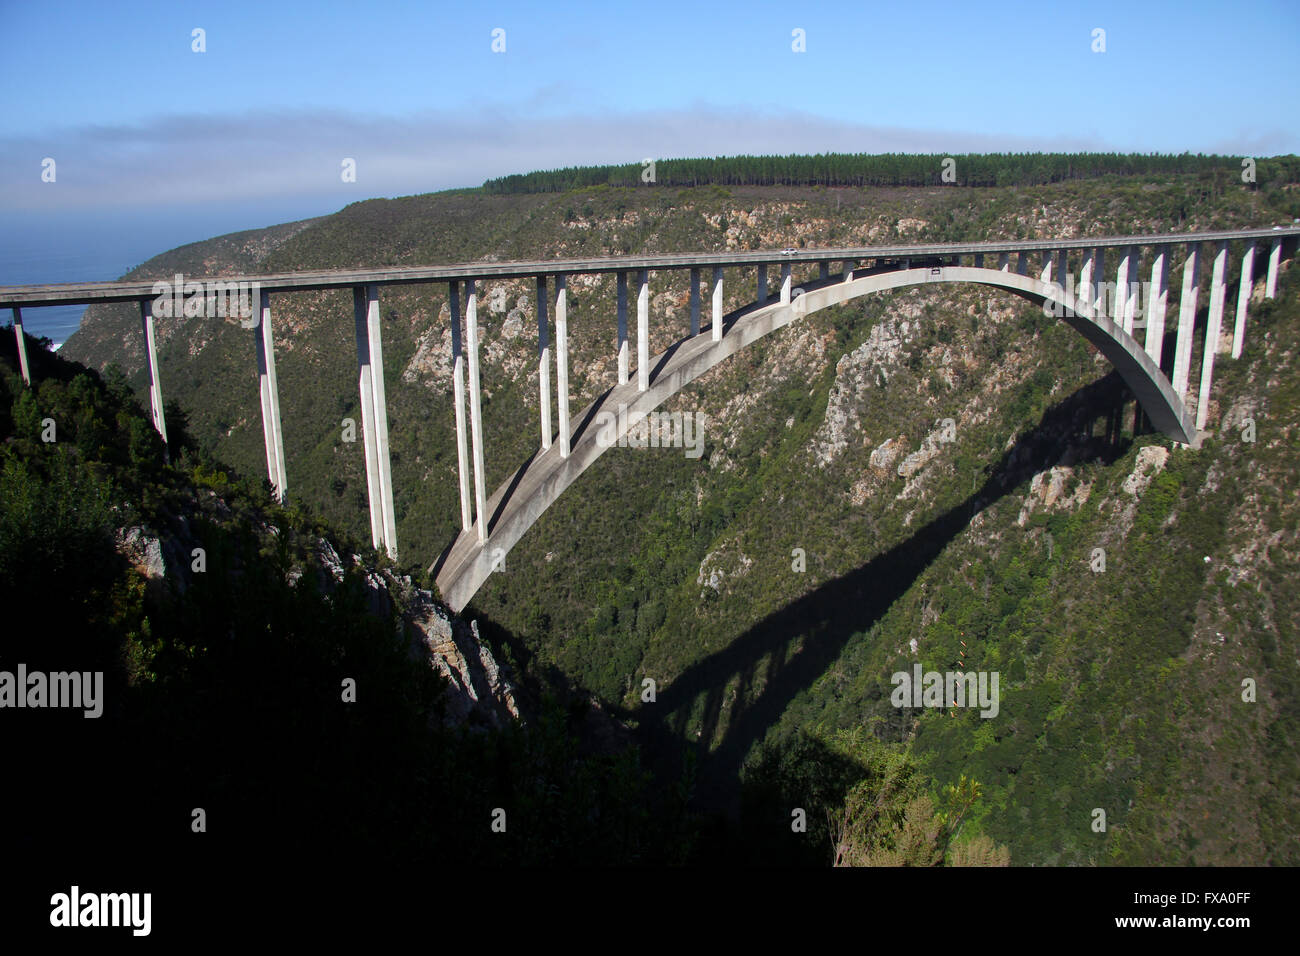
[2,226,1296,308]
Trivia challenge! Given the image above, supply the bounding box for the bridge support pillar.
[1266,237,1281,298]
[711,267,723,342]
[842,260,854,282]
[1196,241,1230,431]
[556,275,571,457]
[819,261,829,281]
[997,252,1009,272]
[1208,241,1229,356]
[690,267,701,335]
[353,284,397,557]
[139,299,169,453]
[463,282,489,542]
[617,272,629,385]
[1172,245,1199,398]
[637,269,649,392]
[1094,249,1106,312]
[1232,243,1255,359]
[449,283,472,533]
[780,262,792,304]
[253,290,287,502]
[1146,246,1168,366]
[1079,250,1095,311]
[1039,251,1053,283]
[974,253,984,269]
[757,264,768,304]
[1055,249,1067,292]
[10,307,31,385]
[1015,251,1029,276]
[1114,247,1132,332]
[537,276,552,450]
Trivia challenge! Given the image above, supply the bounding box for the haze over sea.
[0,197,338,349]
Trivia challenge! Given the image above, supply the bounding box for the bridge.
[4,226,1297,611]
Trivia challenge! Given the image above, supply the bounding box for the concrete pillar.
[536,276,551,450]
[449,282,472,533]
[637,269,649,392]
[974,253,984,269]
[464,281,488,542]
[1114,247,1132,331]
[1172,245,1199,398]
[818,261,829,281]
[1196,241,1229,431]
[1146,246,1168,366]
[711,267,723,342]
[139,299,169,449]
[1039,251,1053,283]
[353,285,397,557]
[780,262,792,304]
[253,290,287,502]
[689,267,701,336]
[1209,241,1229,355]
[616,271,628,385]
[1266,237,1281,298]
[1016,251,1029,276]
[1079,250,1095,311]
[757,264,768,304]
[1124,247,1141,336]
[1094,248,1106,314]
[997,252,1009,272]
[10,307,31,385]
[1232,243,1255,359]
[1055,249,1067,292]
[555,275,571,457]
[842,260,855,282]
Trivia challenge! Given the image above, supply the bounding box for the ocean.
[0,199,341,350]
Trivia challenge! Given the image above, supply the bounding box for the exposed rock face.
[407,594,520,729]
[697,546,753,595]
[869,437,901,471]
[813,316,917,467]
[117,511,519,730]
[118,527,165,580]
[1122,445,1169,498]
[1016,465,1090,526]
[897,432,944,479]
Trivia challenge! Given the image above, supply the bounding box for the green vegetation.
[483,151,1300,194]
[0,336,697,868]
[54,157,1300,864]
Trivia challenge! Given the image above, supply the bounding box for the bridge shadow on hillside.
[609,369,1143,821]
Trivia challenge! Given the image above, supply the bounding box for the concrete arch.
[434,264,1194,611]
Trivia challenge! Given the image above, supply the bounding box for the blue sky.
[2,0,1297,215]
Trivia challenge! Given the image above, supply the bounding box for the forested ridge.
[483,151,1300,193]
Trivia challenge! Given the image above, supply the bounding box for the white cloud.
[2,104,1119,211]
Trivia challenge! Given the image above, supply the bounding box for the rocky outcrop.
[407,593,520,729]
[1121,445,1169,498]
[813,315,918,467]
[116,501,519,731]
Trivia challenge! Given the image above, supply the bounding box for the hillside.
[59,164,1300,864]
[0,340,696,867]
